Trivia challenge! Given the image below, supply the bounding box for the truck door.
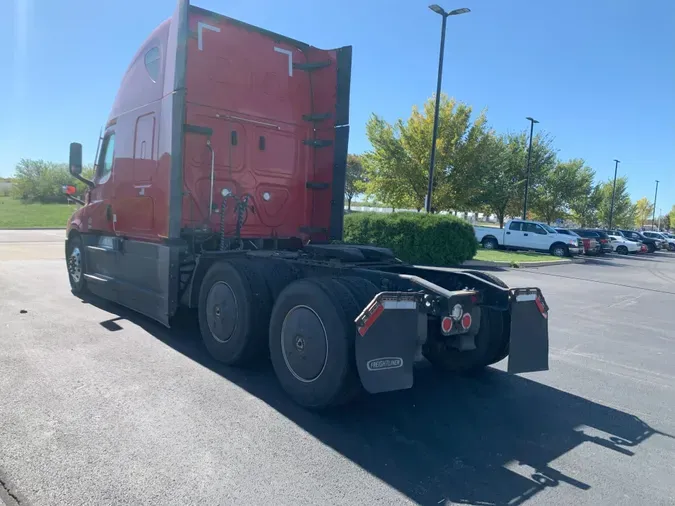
[504,220,524,248]
[114,112,158,238]
[523,222,552,251]
[87,131,116,235]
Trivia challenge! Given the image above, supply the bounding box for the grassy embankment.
[0,197,76,228]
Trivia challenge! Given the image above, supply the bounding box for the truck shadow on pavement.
[84,297,670,506]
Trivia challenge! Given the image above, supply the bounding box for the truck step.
[84,273,113,284]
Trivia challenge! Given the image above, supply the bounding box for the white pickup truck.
[475,219,583,257]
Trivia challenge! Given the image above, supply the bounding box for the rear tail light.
[441,316,453,335]
[461,313,472,330]
[535,296,548,319]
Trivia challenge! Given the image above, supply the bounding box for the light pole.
[425,4,470,213]
[652,180,659,230]
[608,159,620,230]
[522,116,539,219]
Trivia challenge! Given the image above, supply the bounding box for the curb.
[463,259,576,268]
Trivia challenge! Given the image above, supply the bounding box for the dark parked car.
[571,229,613,254]
[618,230,658,253]
[556,228,600,255]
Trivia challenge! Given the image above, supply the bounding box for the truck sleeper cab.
[64,0,550,410]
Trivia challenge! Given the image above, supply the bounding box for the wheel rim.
[280,305,328,383]
[68,246,82,283]
[554,247,565,257]
[206,281,238,343]
[484,240,495,250]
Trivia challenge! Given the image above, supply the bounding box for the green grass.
[474,249,567,264]
[0,197,77,228]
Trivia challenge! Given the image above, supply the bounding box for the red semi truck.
[65,0,550,409]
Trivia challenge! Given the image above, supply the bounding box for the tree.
[570,183,602,227]
[344,154,367,211]
[467,131,556,227]
[669,205,675,230]
[530,158,594,224]
[596,176,635,228]
[11,159,93,202]
[660,212,671,231]
[363,94,488,211]
[634,197,654,228]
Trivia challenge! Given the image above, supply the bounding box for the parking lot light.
[425,4,471,213]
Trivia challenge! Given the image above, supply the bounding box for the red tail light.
[441,316,453,334]
[461,313,472,330]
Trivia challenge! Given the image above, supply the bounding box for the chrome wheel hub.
[68,247,82,283]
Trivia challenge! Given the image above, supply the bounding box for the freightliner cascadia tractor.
[65,0,549,409]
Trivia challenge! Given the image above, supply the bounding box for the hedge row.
[343,212,478,266]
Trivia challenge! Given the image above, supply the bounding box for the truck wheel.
[550,243,568,257]
[198,259,271,365]
[616,245,628,255]
[334,276,380,307]
[423,307,509,373]
[269,277,362,409]
[482,237,498,250]
[66,234,87,295]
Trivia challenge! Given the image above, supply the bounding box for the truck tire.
[66,234,87,295]
[268,277,362,409]
[550,243,568,257]
[423,306,509,373]
[198,259,272,365]
[334,276,380,307]
[482,237,498,250]
[256,258,299,302]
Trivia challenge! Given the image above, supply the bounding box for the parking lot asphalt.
[1,230,674,506]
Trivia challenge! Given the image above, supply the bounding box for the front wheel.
[550,244,568,257]
[66,235,87,295]
[616,245,628,255]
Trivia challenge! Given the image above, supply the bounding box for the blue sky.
[2,0,674,211]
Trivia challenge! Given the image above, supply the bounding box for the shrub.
[343,212,478,266]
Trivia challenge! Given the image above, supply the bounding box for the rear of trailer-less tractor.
[64,0,550,409]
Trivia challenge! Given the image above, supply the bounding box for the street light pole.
[522,116,539,219]
[608,159,620,230]
[425,5,470,213]
[652,180,659,230]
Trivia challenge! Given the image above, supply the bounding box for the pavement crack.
[0,475,22,505]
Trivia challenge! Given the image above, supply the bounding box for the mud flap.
[355,296,421,394]
[507,288,549,374]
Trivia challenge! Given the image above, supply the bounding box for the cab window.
[97,133,115,184]
[144,47,161,82]
[509,221,522,231]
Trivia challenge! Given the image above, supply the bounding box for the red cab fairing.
[180,6,351,241]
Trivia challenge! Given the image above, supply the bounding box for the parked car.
[556,228,600,255]
[571,229,613,254]
[642,231,675,251]
[618,230,659,253]
[607,234,640,254]
[474,219,583,257]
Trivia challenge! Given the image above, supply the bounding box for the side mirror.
[68,142,95,188]
[69,142,83,176]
